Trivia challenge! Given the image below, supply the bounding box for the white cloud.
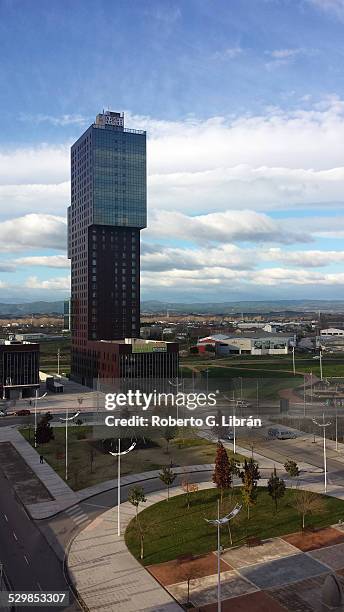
[213,47,244,60]
[20,113,89,127]
[269,49,303,59]
[0,214,66,252]
[141,265,344,291]
[3,99,344,219]
[25,275,70,290]
[0,146,68,185]
[142,243,254,272]
[265,248,344,267]
[14,255,70,268]
[146,209,310,244]
[308,0,344,20]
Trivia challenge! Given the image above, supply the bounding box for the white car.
[236,400,250,408]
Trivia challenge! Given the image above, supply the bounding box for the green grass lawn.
[125,487,344,566]
[19,426,241,490]
[39,338,71,375]
[181,355,344,379]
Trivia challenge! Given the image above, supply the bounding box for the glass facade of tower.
[93,127,146,228]
[68,112,147,384]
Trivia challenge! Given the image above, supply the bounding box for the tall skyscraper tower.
[68,111,147,384]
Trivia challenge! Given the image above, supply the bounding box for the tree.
[163,427,176,454]
[159,466,176,500]
[229,456,241,478]
[70,460,83,489]
[131,515,156,560]
[128,486,147,520]
[182,475,199,509]
[294,488,325,529]
[89,448,95,474]
[284,460,300,478]
[212,409,228,441]
[239,458,260,519]
[177,555,205,606]
[267,467,286,513]
[213,442,232,502]
[35,412,54,445]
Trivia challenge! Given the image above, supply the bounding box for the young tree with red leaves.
[212,442,232,502]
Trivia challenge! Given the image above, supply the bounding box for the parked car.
[276,430,297,440]
[0,410,7,417]
[15,409,31,416]
[236,400,250,408]
[268,428,279,438]
[227,430,234,441]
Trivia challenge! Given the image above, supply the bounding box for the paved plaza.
[147,527,344,610]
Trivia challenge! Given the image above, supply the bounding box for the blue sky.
[1,0,344,302]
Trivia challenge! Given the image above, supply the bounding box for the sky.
[1,0,344,303]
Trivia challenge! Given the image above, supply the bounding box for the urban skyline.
[1,0,344,302]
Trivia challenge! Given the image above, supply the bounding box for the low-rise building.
[198,332,294,356]
[320,328,344,337]
[73,338,179,387]
[0,340,40,399]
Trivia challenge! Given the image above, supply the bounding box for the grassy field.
[19,426,242,491]
[182,355,344,378]
[125,487,344,565]
[39,338,71,375]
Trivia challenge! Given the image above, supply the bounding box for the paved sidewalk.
[0,426,79,517]
[0,426,327,520]
[68,483,218,612]
[68,478,344,612]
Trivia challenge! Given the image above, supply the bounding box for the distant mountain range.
[1,299,344,316]
[0,301,65,315]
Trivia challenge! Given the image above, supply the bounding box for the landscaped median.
[67,480,344,612]
[19,424,243,490]
[125,486,344,565]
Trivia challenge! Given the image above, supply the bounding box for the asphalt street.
[0,469,80,611]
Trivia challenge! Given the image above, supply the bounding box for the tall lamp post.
[109,440,136,536]
[312,414,331,493]
[292,346,296,376]
[59,409,80,480]
[205,501,242,612]
[224,394,237,455]
[168,377,183,419]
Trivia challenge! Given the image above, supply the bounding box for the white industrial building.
[198,332,294,356]
[320,328,344,337]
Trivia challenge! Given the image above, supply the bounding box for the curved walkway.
[67,476,344,612]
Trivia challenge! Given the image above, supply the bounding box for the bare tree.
[132,514,156,560]
[182,474,199,510]
[294,488,325,529]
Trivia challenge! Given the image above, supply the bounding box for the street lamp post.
[312,414,331,493]
[109,440,136,536]
[59,409,80,481]
[168,377,183,419]
[292,346,296,376]
[205,501,242,612]
[319,350,323,381]
[57,348,60,377]
[224,394,236,455]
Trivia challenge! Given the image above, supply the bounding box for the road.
[0,470,80,611]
